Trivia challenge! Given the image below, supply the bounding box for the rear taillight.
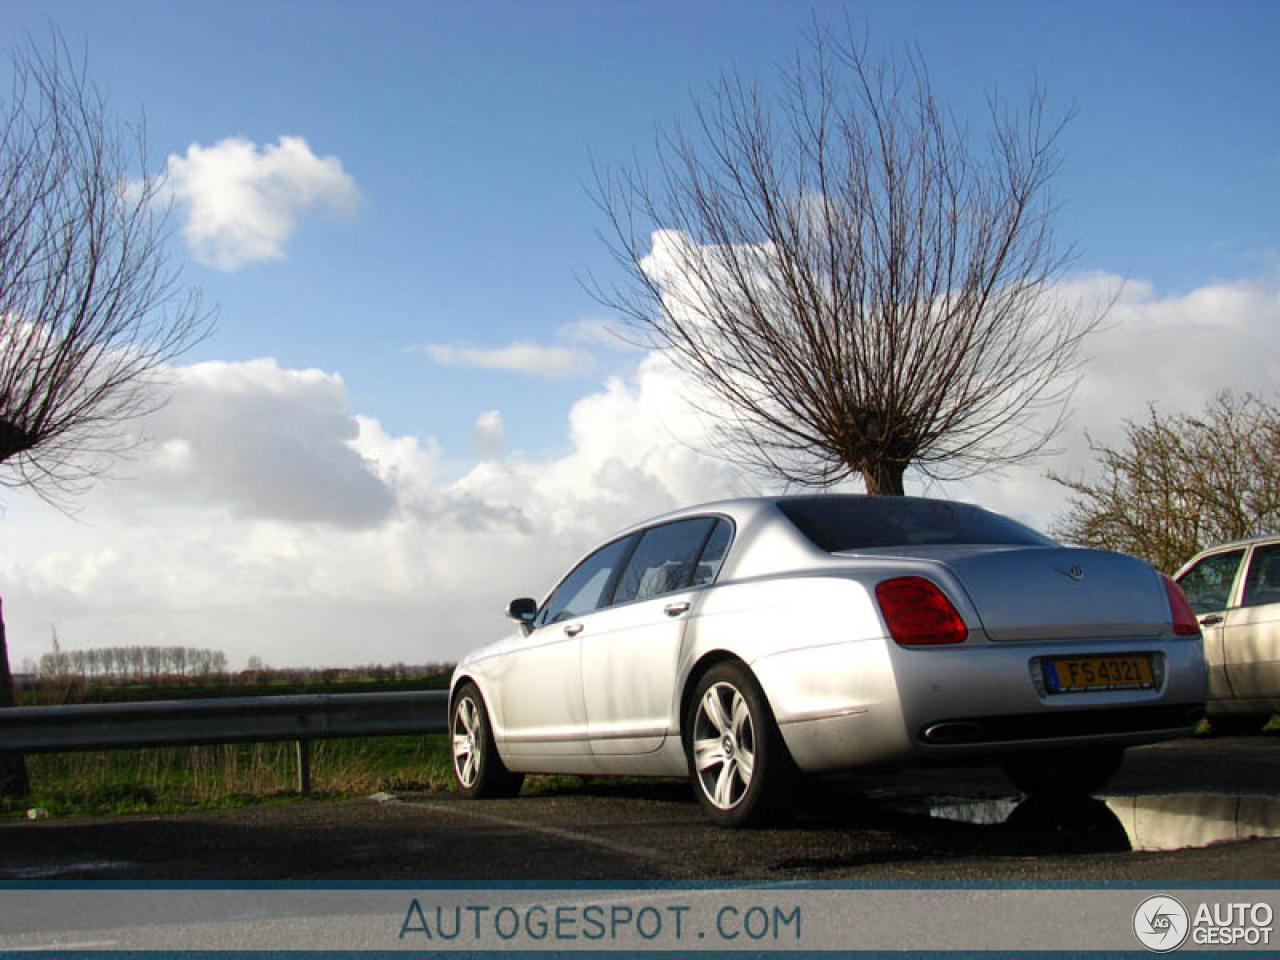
[876,576,968,646]
[1162,575,1201,636]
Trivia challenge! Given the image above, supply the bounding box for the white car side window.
[1178,549,1246,613]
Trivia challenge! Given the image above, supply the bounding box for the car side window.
[692,518,733,586]
[1241,545,1280,609]
[539,534,638,625]
[1177,549,1246,614]
[613,518,716,605]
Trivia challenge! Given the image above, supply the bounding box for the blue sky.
[1,1,1278,668]
[6,0,1275,449]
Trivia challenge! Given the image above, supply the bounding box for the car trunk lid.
[842,545,1169,641]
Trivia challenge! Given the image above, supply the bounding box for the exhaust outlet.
[922,721,984,744]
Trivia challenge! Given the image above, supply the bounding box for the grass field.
[3,734,457,819]
[4,669,461,819]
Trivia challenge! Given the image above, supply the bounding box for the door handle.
[664,601,691,617]
[564,623,584,637]
[1199,614,1224,626]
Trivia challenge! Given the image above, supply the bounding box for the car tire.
[1001,746,1125,797]
[1207,713,1273,736]
[451,682,524,799]
[684,662,794,828]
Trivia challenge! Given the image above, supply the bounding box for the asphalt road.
[3,733,1279,882]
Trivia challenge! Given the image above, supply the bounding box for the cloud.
[419,342,595,378]
[121,358,394,528]
[472,410,505,461]
[947,273,1280,530]
[0,349,748,670]
[164,136,360,270]
[556,317,639,351]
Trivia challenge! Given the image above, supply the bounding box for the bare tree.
[0,32,211,796]
[593,27,1099,495]
[0,34,209,496]
[1051,392,1280,574]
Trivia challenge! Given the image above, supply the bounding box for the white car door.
[1177,546,1247,702]
[1224,543,1280,700]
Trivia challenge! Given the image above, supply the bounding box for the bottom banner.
[1,886,1277,954]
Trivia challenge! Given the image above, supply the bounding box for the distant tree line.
[238,662,453,684]
[39,644,228,681]
[34,646,453,686]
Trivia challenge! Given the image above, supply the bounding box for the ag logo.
[1133,895,1190,952]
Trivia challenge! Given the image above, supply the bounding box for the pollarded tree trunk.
[0,597,31,797]
[862,461,907,496]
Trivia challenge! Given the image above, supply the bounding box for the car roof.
[1187,533,1280,557]
[620,492,982,529]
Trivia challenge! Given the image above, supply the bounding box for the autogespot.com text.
[399,898,802,947]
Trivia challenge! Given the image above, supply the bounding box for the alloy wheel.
[692,681,756,810]
[452,695,481,789]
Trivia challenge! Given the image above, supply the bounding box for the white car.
[450,496,1207,826]
[1175,535,1280,733]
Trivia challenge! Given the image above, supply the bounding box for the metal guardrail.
[0,690,450,793]
[0,690,450,751]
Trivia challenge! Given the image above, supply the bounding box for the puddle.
[929,793,1280,853]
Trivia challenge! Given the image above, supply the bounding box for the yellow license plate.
[1044,654,1155,693]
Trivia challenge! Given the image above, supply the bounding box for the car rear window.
[778,496,1055,553]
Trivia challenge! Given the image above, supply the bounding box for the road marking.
[406,800,667,862]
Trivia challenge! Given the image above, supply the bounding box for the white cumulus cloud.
[942,273,1280,531]
[165,136,360,271]
[121,358,394,528]
[472,410,505,461]
[0,350,748,669]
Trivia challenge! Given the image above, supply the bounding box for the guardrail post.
[295,739,312,795]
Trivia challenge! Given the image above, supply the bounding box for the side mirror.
[506,597,537,624]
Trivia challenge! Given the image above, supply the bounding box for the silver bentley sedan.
[450,495,1208,826]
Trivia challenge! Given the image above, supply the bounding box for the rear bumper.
[916,703,1204,747]
[893,634,1207,748]
[759,634,1208,773]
